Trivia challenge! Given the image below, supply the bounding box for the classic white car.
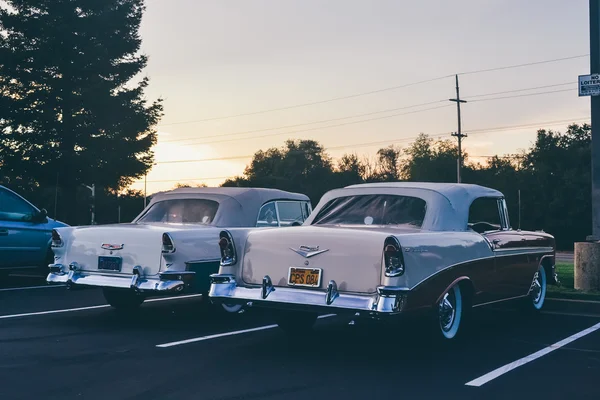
[209,182,557,340]
[47,187,311,311]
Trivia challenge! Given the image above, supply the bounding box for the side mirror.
[33,208,48,222]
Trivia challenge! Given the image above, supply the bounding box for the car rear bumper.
[46,263,195,294]
[208,274,411,318]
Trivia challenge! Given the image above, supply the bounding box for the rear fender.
[216,227,274,278]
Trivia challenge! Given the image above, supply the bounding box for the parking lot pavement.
[0,284,599,400]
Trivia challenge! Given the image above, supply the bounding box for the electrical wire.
[157,54,589,126]
[153,117,590,165]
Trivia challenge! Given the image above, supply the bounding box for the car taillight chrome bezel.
[383,236,405,277]
[51,229,63,248]
[162,233,176,254]
[219,230,236,266]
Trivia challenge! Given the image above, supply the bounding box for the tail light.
[51,229,63,247]
[383,236,405,277]
[219,230,236,266]
[162,233,176,253]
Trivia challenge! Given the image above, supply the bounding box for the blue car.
[0,185,68,276]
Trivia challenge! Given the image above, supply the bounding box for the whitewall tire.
[437,284,463,340]
[529,266,547,311]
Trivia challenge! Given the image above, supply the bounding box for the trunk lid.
[62,223,186,276]
[242,226,395,294]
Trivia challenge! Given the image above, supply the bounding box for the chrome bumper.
[46,263,195,294]
[208,274,410,318]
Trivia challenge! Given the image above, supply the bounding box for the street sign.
[579,73,600,96]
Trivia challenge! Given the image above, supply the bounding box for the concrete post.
[574,242,600,291]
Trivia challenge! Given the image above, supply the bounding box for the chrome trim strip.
[472,294,528,308]
[493,247,554,257]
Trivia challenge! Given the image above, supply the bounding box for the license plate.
[98,256,122,271]
[288,267,322,288]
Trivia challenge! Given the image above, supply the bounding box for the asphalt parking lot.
[1,274,599,400]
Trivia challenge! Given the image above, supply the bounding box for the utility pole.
[144,171,147,208]
[450,74,467,183]
[575,0,600,291]
[82,184,95,225]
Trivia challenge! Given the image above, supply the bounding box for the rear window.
[312,194,427,228]
[137,199,219,225]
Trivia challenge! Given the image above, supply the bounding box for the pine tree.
[0,0,163,224]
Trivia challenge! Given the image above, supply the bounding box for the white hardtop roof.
[136,187,310,227]
[304,182,505,231]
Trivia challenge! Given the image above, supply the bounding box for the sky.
[131,0,592,194]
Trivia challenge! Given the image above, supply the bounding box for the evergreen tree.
[0,0,163,224]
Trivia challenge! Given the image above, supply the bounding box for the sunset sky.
[131,0,591,194]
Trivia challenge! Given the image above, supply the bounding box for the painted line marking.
[465,321,600,387]
[156,314,337,348]
[0,284,65,292]
[0,293,204,320]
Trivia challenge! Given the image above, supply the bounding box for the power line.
[154,116,590,165]
[463,82,576,99]
[158,76,453,126]
[163,82,580,144]
[457,54,589,75]
[161,85,579,147]
[160,100,447,144]
[157,54,589,126]
[469,88,577,103]
[187,104,454,146]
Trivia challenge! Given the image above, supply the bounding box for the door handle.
[0,229,8,236]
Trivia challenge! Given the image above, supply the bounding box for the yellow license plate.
[288,267,322,288]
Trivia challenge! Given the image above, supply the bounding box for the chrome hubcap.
[531,271,542,304]
[438,292,456,332]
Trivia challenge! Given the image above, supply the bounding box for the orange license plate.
[288,267,322,288]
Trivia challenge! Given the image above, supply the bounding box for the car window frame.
[467,196,508,233]
[0,187,37,222]
[255,200,311,227]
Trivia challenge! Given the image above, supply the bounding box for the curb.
[545,297,600,316]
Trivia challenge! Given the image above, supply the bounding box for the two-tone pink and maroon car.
[209,182,557,341]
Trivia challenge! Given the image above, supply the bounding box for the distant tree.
[400,133,468,182]
[0,0,163,225]
[173,183,208,189]
[518,124,591,249]
[335,153,365,186]
[222,139,335,204]
[375,145,402,181]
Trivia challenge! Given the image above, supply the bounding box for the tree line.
[222,123,591,250]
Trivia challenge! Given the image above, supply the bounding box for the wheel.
[221,303,243,313]
[273,310,318,335]
[436,284,465,340]
[524,265,547,312]
[102,288,145,312]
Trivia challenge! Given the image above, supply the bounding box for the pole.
[450,74,467,183]
[90,184,95,225]
[144,172,147,208]
[518,189,521,230]
[589,0,600,241]
[54,172,59,219]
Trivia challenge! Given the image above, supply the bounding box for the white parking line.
[156,314,337,348]
[465,321,600,387]
[0,284,65,292]
[0,293,204,320]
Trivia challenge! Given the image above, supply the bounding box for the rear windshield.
[311,194,427,228]
[136,199,219,225]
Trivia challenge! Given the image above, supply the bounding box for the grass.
[547,262,600,301]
